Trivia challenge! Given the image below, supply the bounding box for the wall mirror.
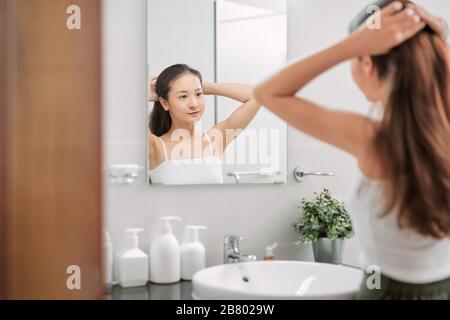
[147,0,287,185]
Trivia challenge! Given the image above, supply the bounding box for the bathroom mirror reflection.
[147,0,287,185]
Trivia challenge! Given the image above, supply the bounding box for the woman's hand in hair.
[409,3,448,40]
[148,75,158,102]
[352,1,426,56]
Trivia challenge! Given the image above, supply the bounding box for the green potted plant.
[292,188,354,264]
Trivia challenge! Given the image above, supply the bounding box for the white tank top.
[346,170,450,284]
[148,132,224,185]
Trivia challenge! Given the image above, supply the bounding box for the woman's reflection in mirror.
[148,64,261,185]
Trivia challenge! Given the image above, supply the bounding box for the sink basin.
[192,261,363,300]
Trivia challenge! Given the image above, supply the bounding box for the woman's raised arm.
[203,83,262,151]
[253,1,425,157]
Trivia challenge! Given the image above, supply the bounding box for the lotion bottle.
[118,228,148,288]
[149,216,182,284]
[180,225,207,280]
[102,231,113,288]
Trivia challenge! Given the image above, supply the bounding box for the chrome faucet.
[224,235,257,264]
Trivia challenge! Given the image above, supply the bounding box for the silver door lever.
[293,166,334,183]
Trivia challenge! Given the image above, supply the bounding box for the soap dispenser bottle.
[118,228,149,288]
[103,231,113,288]
[181,225,207,280]
[263,242,278,261]
[150,216,182,284]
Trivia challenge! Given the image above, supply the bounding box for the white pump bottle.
[181,225,207,280]
[102,231,113,288]
[118,228,148,288]
[150,216,182,284]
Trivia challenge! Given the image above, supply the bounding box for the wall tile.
[107,184,222,253]
[103,26,148,143]
[103,0,148,29]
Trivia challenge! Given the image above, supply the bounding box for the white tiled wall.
[104,0,416,269]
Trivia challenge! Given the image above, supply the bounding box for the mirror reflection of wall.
[147,0,287,186]
[217,0,287,184]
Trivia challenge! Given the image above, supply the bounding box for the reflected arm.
[203,83,262,150]
[203,83,254,103]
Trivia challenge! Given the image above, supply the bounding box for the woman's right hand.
[352,1,426,56]
[148,75,158,102]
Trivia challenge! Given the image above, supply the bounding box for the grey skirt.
[355,273,450,300]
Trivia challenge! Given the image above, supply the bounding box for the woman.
[148,64,260,185]
[254,0,450,299]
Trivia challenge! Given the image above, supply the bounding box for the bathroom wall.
[104,0,450,269]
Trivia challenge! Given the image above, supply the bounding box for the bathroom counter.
[106,281,193,300]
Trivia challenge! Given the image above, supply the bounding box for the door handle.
[293,166,334,183]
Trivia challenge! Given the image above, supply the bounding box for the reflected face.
[160,73,205,126]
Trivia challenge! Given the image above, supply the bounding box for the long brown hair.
[149,64,202,136]
[351,0,450,238]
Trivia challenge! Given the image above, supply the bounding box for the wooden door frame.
[0,0,103,299]
[0,0,7,300]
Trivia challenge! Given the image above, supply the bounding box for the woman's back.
[347,169,450,284]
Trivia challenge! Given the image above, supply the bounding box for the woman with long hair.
[148,64,261,185]
[254,0,450,299]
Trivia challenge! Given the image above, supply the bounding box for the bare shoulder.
[148,130,158,148]
[148,131,164,169]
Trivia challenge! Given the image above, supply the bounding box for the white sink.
[192,261,363,300]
